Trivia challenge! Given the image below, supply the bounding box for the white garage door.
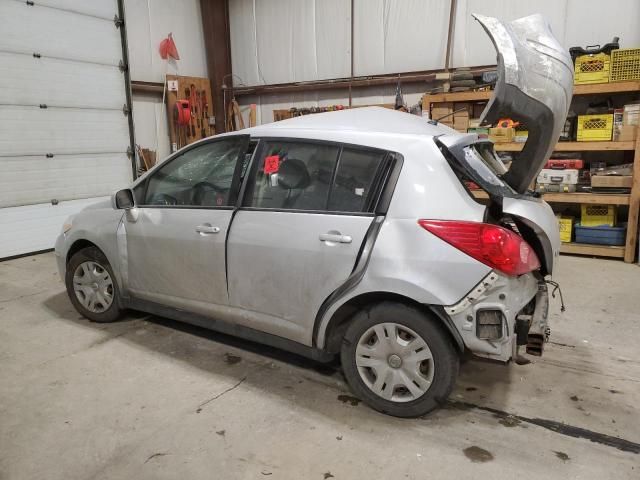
[0,0,133,258]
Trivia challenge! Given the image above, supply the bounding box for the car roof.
[243,106,452,138]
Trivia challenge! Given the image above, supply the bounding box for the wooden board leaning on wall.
[165,75,214,152]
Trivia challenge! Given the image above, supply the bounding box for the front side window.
[246,141,340,211]
[144,138,245,207]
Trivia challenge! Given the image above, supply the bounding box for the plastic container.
[557,217,573,243]
[574,224,626,246]
[577,114,613,141]
[610,48,640,82]
[545,159,584,169]
[581,204,616,227]
[574,52,611,84]
[570,38,619,85]
[537,168,580,185]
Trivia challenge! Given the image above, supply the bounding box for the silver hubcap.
[356,322,434,402]
[73,261,114,313]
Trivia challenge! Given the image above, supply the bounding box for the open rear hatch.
[473,13,574,193]
[437,14,573,275]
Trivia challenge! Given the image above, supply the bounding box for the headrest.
[277,158,311,190]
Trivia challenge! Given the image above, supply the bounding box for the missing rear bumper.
[526,287,550,356]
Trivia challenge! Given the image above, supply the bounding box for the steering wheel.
[193,181,223,206]
[148,193,178,205]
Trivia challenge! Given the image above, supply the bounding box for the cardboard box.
[488,127,514,143]
[473,103,486,119]
[467,127,489,138]
[514,129,529,143]
[431,102,453,121]
[454,103,471,117]
[454,116,469,132]
[557,216,574,243]
[623,103,640,126]
[614,124,637,142]
[591,175,633,189]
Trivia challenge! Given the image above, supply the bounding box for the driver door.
[123,136,249,315]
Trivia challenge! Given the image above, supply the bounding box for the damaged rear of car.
[433,13,573,360]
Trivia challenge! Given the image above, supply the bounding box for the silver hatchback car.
[56,14,572,417]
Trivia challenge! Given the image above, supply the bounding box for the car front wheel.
[65,247,122,323]
[340,302,459,417]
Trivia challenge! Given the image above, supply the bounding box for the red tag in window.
[264,155,280,174]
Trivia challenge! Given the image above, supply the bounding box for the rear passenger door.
[227,140,388,345]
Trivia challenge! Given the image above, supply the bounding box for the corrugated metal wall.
[230,0,640,125]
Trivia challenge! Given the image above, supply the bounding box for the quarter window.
[143,138,245,207]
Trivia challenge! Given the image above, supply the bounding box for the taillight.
[418,220,540,276]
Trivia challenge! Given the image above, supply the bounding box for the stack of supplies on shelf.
[536,157,584,193]
[591,163,633,192]
[613,103,639,142]
[575,204,626,246]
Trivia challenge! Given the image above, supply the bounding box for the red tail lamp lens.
[418,220,540,276]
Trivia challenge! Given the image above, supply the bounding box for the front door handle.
[319,232,352,244]
[195,224,220,234]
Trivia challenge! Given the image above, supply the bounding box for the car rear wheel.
[65,247,122,323]
[340,302,459,417]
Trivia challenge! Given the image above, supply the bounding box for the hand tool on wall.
[174,99,191,149]
[202,90,209,136]
[199,89,206,137]
[184,87,191,139]
[189,84,197,137]
[195,90,201,130]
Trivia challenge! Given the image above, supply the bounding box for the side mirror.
[115,189,135,209]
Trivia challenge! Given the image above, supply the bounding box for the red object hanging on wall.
[159,33,180,60]
[175,100,191,125]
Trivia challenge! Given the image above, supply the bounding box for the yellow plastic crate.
[574,52,611,84]
[581,205,616,227]
[610,48,640,82]
[557,217,574,243]
[576,114,613,141]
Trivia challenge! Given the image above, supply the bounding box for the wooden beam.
[494,141,636,152]
[131,80,164,95]
[624,123,640,262]
[200,0,232,133]
[542,192,630,205]
[424,81,640,104]
[574,81,640,95]
[472,191,631,205]
[230,65,497,97]
[560,243,625,258]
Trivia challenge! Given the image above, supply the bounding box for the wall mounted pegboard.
[165,75,214,152]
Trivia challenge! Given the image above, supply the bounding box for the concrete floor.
[1,253,639,479]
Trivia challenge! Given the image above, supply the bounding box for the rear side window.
[246,141,339,211]
[245,140,386,213]
[328,148,386,212]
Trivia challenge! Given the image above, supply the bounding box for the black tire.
[340,302,459,417]
[65,247,122,323]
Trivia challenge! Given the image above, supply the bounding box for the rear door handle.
[195,224,220,234]
[319,233,352,244]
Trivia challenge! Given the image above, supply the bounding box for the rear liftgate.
[439,14,574,356]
